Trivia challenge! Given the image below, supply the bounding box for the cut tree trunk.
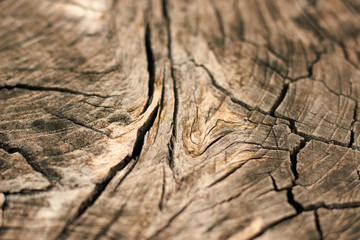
[0,0,360,239]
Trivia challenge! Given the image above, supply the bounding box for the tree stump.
[0,0,359,239]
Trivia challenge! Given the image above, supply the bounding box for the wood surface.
[0,0,359,239]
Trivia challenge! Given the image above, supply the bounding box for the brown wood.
[0,0,359,239]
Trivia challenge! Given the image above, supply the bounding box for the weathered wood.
[0,0,359,239]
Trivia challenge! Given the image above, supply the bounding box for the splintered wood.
[0,0,359,239]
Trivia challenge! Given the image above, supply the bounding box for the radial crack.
[163,0,177,174]
[349,102,358,148]
[143,22,155,113]
[286,188,304,214]
[270,83,289,117]
[290,137,306,181]
[314,210,324,240]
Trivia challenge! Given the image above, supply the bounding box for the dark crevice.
[130,105,159,165]
[1,186,53,196]
[290,137,306,180]
[44,109,109,137]
[143,22,155,113]
[269,174,279,191]
[314,210,324,240]
[163,0,177,174]
[0,84,115,98]
[270,83,288,117]
[286,188,304,214]
[349,102,358,148]
[286,121,306,214]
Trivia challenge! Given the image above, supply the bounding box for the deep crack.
[143,22,155,113]
[270,83,288,117]
[314,210,324,240]
[290,137,306,181]
[286,189,304,214]
[163,0,177,174]
[0,84,115,98]
[349,101,358,148]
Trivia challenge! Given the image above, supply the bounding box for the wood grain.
[0,0,359,239]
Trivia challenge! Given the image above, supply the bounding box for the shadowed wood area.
[0,0,359,239]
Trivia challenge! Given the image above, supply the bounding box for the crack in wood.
[0,84,117,98]
[270,83,289,117]
[163,0,177,175]
[269,174,279,191]
[1,1,359,238]
[314,210,324,240]
[143,21,155,114]
[349,101,358,148]
[286,188,304,214]
[290,137,306,181]
[1,187,53,196]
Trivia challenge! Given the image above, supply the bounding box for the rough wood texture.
[0,0,359,239]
